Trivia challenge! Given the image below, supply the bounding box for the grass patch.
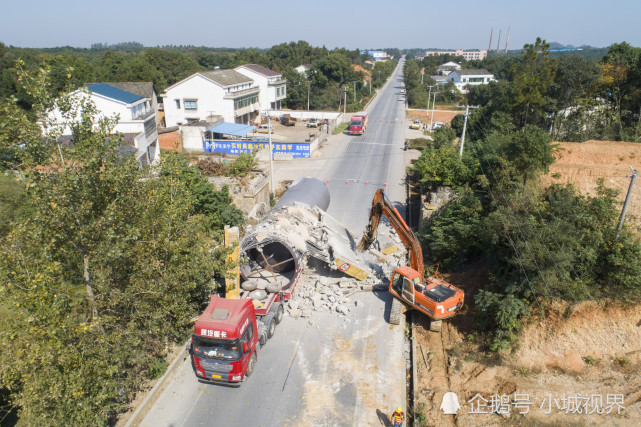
[147,359,168,380]
[332,122,348,135]
[406,138,431,150]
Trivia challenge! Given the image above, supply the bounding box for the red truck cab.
[190,295,259,385]
[349,112,368,135]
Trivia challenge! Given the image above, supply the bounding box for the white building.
[50,83,159,167]
[424,49,487,61]
[295,64,312,76]
[437,61,462,76]
[161,70,259,127]
[361,50,391,61]
[447,69,496,93]
[235,64,287,111]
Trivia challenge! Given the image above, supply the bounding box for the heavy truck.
[188,178,324,386]
[349,112,368,135]
[358,189,464,330]
[189,253,304,386]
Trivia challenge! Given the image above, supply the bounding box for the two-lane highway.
[139,58,410,427]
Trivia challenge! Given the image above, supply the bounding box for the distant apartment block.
[424,49,487,61]
[360,50,392,60]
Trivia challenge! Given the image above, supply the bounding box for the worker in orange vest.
[392,406,405,427]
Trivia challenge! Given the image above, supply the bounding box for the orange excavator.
[358,189,464,330]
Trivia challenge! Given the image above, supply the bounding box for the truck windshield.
[193,336,240,361]
[350,121,363,126]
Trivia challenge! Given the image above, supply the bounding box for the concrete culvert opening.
[240,240,302,290]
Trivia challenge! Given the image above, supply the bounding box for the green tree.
[0,67,228,425]
[504,125,557,185]
[509,38,556,127]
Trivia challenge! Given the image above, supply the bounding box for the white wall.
[163,75,229,126]
[235,67,286,111]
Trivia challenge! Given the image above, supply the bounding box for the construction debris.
[239,177,408,319]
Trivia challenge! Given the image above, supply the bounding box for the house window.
[175,99,180,109]
[469,77,484,83]
[184,100,198,110]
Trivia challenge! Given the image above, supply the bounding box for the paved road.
[139,59,410,427]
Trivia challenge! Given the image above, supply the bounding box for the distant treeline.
[0,41,398,114]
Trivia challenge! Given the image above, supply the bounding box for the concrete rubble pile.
[239,177,408,319]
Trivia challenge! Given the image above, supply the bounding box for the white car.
[432,122,445,130]
[256,124,273,133]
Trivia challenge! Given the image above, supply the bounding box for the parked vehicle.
[410,120,422,130]
[280,114,297,126]
[306,118,320,128]
[432,122,445,130]
[357,189,464,330]
[349,112,368,135]
[256,124,273,133]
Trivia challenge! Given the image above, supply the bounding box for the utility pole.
[430,92,437,130]
[458,105,478,156]
[353,81,357,103]
[307,81,310,111]
[343,85,347,116]
[616,167,638,239]
[426,85,434,118]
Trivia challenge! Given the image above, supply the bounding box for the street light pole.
[265,110,275,197]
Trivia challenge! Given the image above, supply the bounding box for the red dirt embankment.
[543,140,641,222]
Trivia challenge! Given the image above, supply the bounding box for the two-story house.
[161,70,260,127]
[447,69,496,93]
[234,64,287,111]
[51,83,159,167]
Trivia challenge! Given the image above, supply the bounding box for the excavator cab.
[388,266,464,325]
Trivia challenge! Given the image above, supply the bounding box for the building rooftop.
[200,70,254,87]
[236,64,280,77]
[455,69,493,76]
[85,83,143,104]
[104,82,155,100]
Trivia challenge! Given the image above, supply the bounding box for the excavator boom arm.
[357,189,424,280]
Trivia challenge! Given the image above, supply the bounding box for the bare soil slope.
[543,140,641,223]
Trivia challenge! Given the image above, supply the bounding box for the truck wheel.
[265,316,276,338]
[390,298,402,325]
[246,352,257,377]
[275,304,284,324]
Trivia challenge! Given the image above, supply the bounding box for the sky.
[1,0,640,50]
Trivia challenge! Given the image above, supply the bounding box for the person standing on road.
[392,406,405,427]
